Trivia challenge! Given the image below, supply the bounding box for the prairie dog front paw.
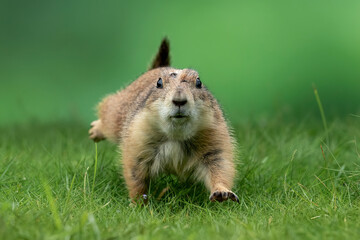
[89,120,105,142]
[209,190,239,203]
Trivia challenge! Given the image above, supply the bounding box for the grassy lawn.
[1,116,360,240]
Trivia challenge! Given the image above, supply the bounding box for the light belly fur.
[151,141,193,178]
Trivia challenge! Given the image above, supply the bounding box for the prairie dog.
[89,39,239,203]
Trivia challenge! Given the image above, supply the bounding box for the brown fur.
[89,38,238,203]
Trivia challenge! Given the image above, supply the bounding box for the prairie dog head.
[146,68,213,140]
[141,39,215,140]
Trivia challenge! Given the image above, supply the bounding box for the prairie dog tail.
[149,38,170,70]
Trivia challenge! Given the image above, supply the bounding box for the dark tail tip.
[149,37,170,70]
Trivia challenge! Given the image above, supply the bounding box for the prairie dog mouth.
[170,114,188,119]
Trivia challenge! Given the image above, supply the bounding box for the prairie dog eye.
[195,77,202,89]
[157,78,163,89]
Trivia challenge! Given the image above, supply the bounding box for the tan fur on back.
[90,39,238,203]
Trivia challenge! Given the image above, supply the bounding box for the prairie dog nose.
[172,90,187,107]
[172,98,187,107]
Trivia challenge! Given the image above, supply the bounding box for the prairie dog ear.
[149,38,170,70]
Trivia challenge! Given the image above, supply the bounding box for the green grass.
[1,116,360,240]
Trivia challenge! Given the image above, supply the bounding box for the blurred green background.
[1,0,360,125]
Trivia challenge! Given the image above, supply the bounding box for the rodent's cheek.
[156,100,173,120]
[192,99,204,110]
[189,103,201,118]
[192,100,207,117]
[184,100,195,113]
[164,96,177,110]
[150,99,165,115]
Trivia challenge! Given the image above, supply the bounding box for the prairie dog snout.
[172,88,188,108]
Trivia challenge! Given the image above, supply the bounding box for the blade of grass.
[297,183,319,207]
[313,85,329,145]
[92,143,98,195]
[88,213,101,240]
[0,157,15,181]
[285,182,319,207]
[314,175,331,193]
[42,179,63,230]
[64,173,76,212]
[84,166,89,203]
[354,137,360,159]
[284,149,297,193]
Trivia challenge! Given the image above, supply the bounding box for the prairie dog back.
[89,39,239,203]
